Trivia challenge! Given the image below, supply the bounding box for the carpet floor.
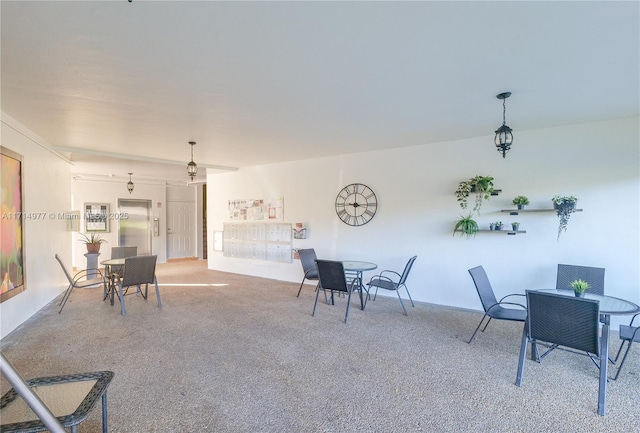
[1,260,638,432]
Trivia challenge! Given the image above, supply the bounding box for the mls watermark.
[1,212,129,220]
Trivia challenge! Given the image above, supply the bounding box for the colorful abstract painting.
[1,146,25,302]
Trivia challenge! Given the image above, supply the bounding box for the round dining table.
[527,289,639,416]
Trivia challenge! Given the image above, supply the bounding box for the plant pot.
[574,291,585,298]
[554,201,576,212]
[86,243,101,253]
[512,224,520,231]
[517,204,525,210]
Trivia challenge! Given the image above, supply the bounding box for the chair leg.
[154,278,162,309]
[58,284,74,313]
[312,285,321,317]
[612,340,633,380]
[118,283,127,316]
[395,290,408,316]
[58,284,73,314]
[467,314,489,343]
[515,321,529,386]
[403,284,415,307]
[296,278,306,297]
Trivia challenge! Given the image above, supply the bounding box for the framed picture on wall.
[1,146,27,302]
[84,203,109,232]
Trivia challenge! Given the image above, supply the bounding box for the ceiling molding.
[54,146,238,172]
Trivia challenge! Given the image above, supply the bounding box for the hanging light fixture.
[127,173,134,194]
[494,92,513,158]
[187,141,198,180]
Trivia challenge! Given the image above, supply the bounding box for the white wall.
[207,117,640,327]
[71,179,168,267]
[1,114,72,337]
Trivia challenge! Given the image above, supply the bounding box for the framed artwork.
[84,203,109,232]
[1,146,26,302]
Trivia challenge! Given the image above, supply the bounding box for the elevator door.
[118,199,152,255]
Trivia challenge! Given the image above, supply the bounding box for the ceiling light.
[187,141,198,180]
[127,173,134,194]
[494,92,513,158]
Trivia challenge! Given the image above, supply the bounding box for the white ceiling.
[2,1,638,184]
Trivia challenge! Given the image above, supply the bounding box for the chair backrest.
[111,246,138,259]
[121,255,157,287]
[315,259,349,293]
[398,256,417,285]
[468,266,499,313]
[526,290,600,355]
[298,249,318,274]
[556,264,605,295]
[55,254,73,284]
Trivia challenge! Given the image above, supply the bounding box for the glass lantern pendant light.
[494,92,513,158]
[187,141,198,180]
[126,173,134,194]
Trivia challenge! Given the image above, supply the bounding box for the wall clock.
[335,183,378,226]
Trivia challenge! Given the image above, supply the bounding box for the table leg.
[357,271,365,310]
[102,390,108,433]
[597,313,610,416]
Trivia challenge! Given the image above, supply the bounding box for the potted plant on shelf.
[552,195,578,240]
[454,175,495,214]
[453,214,479,238]
[512,195,530,210]
[79,232,107,253]
[511,222,520,231]
[570,279,590,298]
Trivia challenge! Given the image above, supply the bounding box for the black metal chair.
[612,312,640,380]
[556,264,605,295]
[366,256,417,316]
[516,291,601,388]
[104,246,138,299]
[312,259,362,323]
[467,265,527,343]
[114,255,162,316]
[55,254,106,314]
[296,248,319,297]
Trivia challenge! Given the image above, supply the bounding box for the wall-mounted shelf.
[455,229,526,236]
[501,208,584,216]
[480,229,526,235]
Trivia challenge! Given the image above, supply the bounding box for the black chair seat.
[487,305,528,322]
[619,324,640,342]
[368,278,395,291]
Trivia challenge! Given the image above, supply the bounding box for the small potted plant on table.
[570,279,590,298]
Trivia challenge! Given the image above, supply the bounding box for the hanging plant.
[453,214,479,238]
[552,195,578,240]
[454,175,495,214]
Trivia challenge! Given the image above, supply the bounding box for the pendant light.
[494,92,513,158]
[126,173,134,194]
[187,141,198,180]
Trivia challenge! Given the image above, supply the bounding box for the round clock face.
[335,183,378,226]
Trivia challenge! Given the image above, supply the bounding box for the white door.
[167,201,196,259]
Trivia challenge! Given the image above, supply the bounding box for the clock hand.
[347,202,360,208]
